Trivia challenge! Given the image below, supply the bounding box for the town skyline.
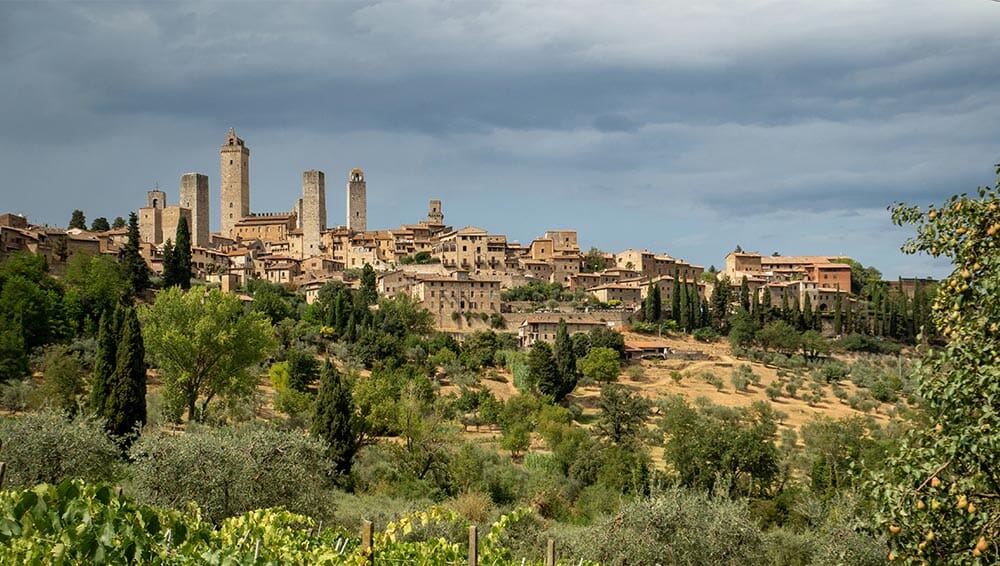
[3,1,999,279]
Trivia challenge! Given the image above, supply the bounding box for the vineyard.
[0,480,592,565]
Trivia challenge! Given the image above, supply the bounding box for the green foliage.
[760,319,801,354]
[527,341,557,396]
[285,348,320,391]
[140,287,276,422]
[36,344,85,415]
[130,424,334,524]
[0,252,67,355]
[0,411,121,488]
[121,212,149,295]
[68,209,86,230]
[658,396,779,497]
[577,346,621,384]
[872,178,1000,563]
[61,252,126,334]
[89,216,110,232]
[595,384,650,444]
[592,489,765,565]
[501,281,571,303]
[312,360,361,475]
[103,305,146,443]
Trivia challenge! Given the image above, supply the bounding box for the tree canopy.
[139,287,276,422]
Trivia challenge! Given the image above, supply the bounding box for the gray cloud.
[1,0,998,279]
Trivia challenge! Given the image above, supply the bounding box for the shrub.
[129,424,334,523]
[692,327,719,342]
[594,489,765,565]
[0,411,121,487]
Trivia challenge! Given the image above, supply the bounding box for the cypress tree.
[780,290,790,321]
[687,283,697,330]
[553,319,578,400]
[651,283,662,322]
[122,212,150,295]
[89,306,121,415]
[803,293,813,331]
[834,291,843,335]
[174,216,192,289]
[678,279,690,331]
[710,275,732,332]
[739,276,750,312]
[104,305,147,444]
[671,270,681,322]
[751,288,761,326]
[761,286,772,324]
[529,341,558,397]
[312,360,359,475]
[161,239,176,288]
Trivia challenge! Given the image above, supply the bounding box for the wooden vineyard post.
[469,525,478,566]
[361,520,374,565]
[545,538,556,566]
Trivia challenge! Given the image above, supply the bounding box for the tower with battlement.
[220,128,250,236]
[346,168,367,233]
[301,170,326,257]
[427,200,444,224]
[180,173,209,248]
[139,189,166,244]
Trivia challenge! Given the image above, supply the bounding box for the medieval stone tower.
[427,199,444,224]
[220,128,250,236]
[139,189,166,244]
[301,170,326,257]
[179,173,209,248]
[346,168,367,233]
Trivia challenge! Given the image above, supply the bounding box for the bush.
[593,489,765,565]
[129,424,335,523]
[0,411,121,488]
[692,327,719,342]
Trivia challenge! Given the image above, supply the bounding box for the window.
[230,160,233,165]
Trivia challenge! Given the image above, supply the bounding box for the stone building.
[300,170,326,258]
[232,213,297,243]
[220,128,250,237]
[138,188,192,247]
[180,173,210,248]
[347,168,367,233]
[518,316,612,349]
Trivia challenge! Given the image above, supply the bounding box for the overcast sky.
[2,1,999,278]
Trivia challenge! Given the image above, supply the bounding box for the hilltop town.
[0,128,911,346]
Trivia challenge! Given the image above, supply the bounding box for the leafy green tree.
[800,329,829,360]
[582,247,607,273]
[589,326,625,358]
[311,361,360,475]
[285,349,320,391]
[760,320,801,354]
[62,252,126,334]
[122,212,149,295]
[111,216,126,229]
[872,177,1000,563]
[140,287,276,422]
[37,344,86,415]
[68,209,86,230]
[0,326,28,382]
[728,308,758,351]
[0,411,121,487]
[528,341,557,396]
[578,346,621,384]
[659,396,779,497]
[596,383,650,444]
[89,217,110,232]
[0,252,66,351]
[103,305,146,443]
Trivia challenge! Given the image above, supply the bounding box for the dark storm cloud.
[1,0,998,278]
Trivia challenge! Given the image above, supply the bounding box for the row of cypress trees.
[89,302,146,446]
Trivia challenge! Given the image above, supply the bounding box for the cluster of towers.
[139,128,368,256]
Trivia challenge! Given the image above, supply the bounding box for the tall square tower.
[302,170,326,257]
[220,128,250,236]
[180,173,210,248]
[346,168,367,233]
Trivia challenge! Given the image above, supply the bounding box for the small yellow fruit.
[931,477,941,488]
[991,203,998,212]
[889,551,897,561]
[957,495,968,509]
[967,503,976,514]
[956,202,963,212]
[931,499,942,510]
[974,548,982,557]
[889,525,901,534]
[929,210,938,219]
[917,500,926,510]
[935,423,943,432]
[961,269,972,279]
[976,537,988,552]
[926,531,935,542]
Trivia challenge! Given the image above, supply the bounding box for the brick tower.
[220,128,249,237]
[346,168,367,233]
